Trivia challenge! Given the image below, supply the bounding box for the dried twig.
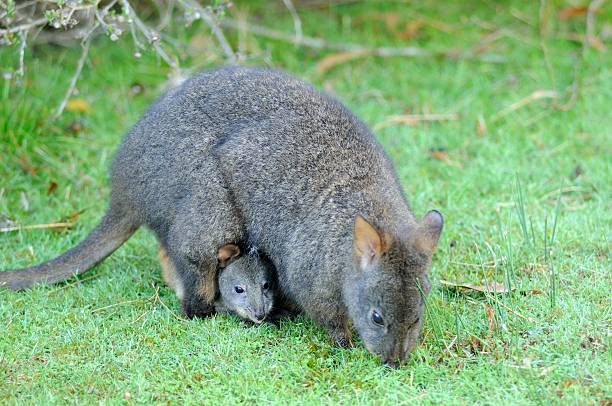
[374,113,459,130]
[54,34,93,118]
[119,0,179,70]
[281,0,303,44]
[17,30,27,77]
[0,222,74,233]
[178,0,236,63]
[220,18,505,63]
[490,90,558,123]
[0,17,48,35]
[557,0,605,111]
[488,294,536,323]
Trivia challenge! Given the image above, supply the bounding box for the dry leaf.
[66,99,92,113]
[396,20,424,40]
[428,149,464,169]
[477,115,487,137]
[440,279,515,293]
[62,209,85,223]
[429,149,449,161]
[47,181,58,195]
[558,6,588,20]
[484,304,496,336]
[315,50,370,75]
[67,120,84,134]
[19,155,38,175]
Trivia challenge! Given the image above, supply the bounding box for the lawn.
[0,1,610,404]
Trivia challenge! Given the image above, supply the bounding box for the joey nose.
[384,359,399,369]
[255,312,265,322]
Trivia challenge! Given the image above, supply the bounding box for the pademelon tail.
[0,206,139,290]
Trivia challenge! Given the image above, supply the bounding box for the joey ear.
[354,215,386,266]
[414,210,444,254]
[217,244,241,268]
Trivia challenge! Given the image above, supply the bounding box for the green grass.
[1,1,610,404]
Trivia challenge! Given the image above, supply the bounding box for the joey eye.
[262,281,269,290]
[234,286,244,294]
[371,310,384,326]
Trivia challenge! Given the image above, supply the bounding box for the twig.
[17,30,27,77]
[0,17,47,35]
[151,282,181,320]
[0,222,74,233]
[54,35,92,118]
[119,0,179,70]
[488,294,536,323]
[374,113,459,130]
[219,18,505,63]
[91,297,148,313]
[557,0,604,111]
[178,0,236,63]
[281,0,303,44]
[584,0,605,58]
[490,90,558,123]
[450,260,497,269]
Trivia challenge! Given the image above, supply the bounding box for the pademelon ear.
[217,244,241,268]
[354,215,386,266]
[414,210,443,254]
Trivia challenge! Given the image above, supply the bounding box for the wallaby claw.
[182,298,215,319]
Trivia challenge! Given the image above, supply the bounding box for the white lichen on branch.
[0,0,233,116]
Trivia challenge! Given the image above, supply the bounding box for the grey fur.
[0,66,442,364]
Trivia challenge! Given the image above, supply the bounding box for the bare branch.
[0,222,74,233]
[17,30,27,77]
[54,35,92,118]
[177,0,236,63]
[119,0,179,70]
[0,17,47,35]
[281,0,302,44]
[219,18,505,63]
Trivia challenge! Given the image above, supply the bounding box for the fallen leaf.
[429,149,449,161]
[558,6,588,20]
[396,20,424,40]
[61,209,85,223]
[47,181,58,195]
[484,304,496,336]
[315,50,370,75]
[440,279,514,293]
[66,120,84,134]
[467,335,486,355]
[477,115,487,137]
[428,148,464,169]
[19,155,38,175]
[560,379,579,389]
[66,98,92,113]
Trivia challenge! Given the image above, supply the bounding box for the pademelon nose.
[255,312,265,321]
[383,359,399,369]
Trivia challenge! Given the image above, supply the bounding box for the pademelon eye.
[262,281,269,290]
[371,310,384,326]
[234,286,244,294]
